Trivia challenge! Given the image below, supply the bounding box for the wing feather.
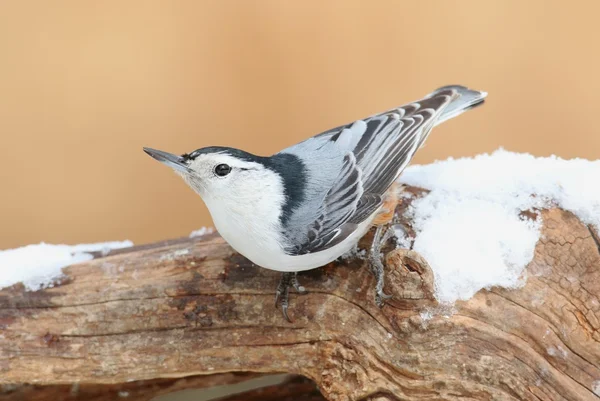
[290,153,363,254]
[285,88,460,256]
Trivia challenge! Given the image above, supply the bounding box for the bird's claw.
[375,290,393,307]
[274,289,291,322]
[274,290,282,308]
[275,272,305,322]
[368,225,396,307]
[281,300,291,322]
[291,274,307,294]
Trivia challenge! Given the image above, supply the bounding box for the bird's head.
[143,146,287,210]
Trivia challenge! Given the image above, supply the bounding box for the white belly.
[214,214,375,272]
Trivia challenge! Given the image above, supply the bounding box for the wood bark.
[1,186,599,400]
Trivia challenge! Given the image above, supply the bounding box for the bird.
[143,85,487,321]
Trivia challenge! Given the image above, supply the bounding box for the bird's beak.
[143,147,190,173]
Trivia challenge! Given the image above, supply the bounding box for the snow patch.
[400,149,600,304]
[419,305,456,327]
[547,345,568,359]
[159,248,190,261]
[593,381,600,397]
[0,241,132,290]
[393,225,413,249]
[341,244,367,261]
[419,310,434,328]
[189,226,215,238]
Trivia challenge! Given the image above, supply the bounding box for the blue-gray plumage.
[276,86,484,256]
[143,85,487,321]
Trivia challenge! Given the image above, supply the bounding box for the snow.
[393,225,414,249]
[399,149,600,304]
[547,345,568,359]
[341,244,367,261]
[593,381,600,397]
[0,241,132,291]
[189,226,215,238]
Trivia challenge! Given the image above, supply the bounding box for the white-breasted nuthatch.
[144,85,487,321]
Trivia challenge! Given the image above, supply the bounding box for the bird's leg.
[274,272,306,322]
[368,225,395,307]
[290,272,306,293]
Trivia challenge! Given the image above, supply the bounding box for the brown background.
[1,0,599,249]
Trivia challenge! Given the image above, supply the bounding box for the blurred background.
[1,0,599,249]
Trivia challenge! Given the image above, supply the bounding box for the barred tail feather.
[430,85,487,126]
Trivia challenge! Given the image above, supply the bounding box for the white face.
[145,146,289,258]
[178,152,284,210]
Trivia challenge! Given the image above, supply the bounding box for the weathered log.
[1,187,599,400]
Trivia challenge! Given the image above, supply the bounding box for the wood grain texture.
[1,187,599,400]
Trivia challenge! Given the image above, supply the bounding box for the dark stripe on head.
[184,146,264,164]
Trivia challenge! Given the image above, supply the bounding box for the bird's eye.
[214,163,232,177]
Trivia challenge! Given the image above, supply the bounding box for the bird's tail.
[429,85,487,126]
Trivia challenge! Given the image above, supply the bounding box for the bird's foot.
[369,252,394,307]
[368,225,396,307]
[274,272,306,322]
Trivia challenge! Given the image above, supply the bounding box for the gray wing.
[282,87,462,255]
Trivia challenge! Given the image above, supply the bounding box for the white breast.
[207,199,376,272]
[197,158,379,272]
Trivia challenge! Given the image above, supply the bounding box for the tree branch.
[1,187,599,400]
